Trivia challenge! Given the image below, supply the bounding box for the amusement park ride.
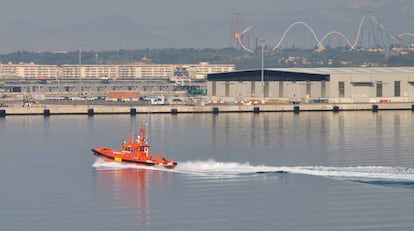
[232,13,414,52]
[230,13,414,103]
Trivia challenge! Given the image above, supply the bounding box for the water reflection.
[3,112,414,231]
[89,111,414,167]
[191,111,414,166]
[94,167,171,228]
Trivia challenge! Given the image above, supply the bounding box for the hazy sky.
[0,0,413,53]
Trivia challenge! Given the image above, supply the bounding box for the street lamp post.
[260,39,266,103]
[237,28,267,103]
[78,42,82,96]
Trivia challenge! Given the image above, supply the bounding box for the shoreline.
[1,102,414,117]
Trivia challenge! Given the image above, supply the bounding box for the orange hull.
[92,122,177,169]
[92,147,177,169]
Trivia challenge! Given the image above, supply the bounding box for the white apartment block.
[0,62,235,79]
[134,64,174,78]
[61,64,175,79]
[186,62,235,79]
[0,62,58,79]
[61,65,119,79]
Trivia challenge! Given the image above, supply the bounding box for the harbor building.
[0,62,234,93]
[1,62,235,80]
[61,64,119,79]
[0,62,58,79]
[62,64,174,79]
[206,67,414,103]
[186,62,236,79]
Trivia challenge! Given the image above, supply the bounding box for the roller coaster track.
[236,26,255,53]
[237,14,414,52]
[319,31,353,49]
[270,21,321,51]
[397,33,414,42]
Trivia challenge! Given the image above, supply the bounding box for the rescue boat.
[92,121,177,169]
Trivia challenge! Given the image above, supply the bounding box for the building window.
[306,81,311,97]
[376,81,383,97]
[225,81,230,97]
[338,81,345,98]
[321,81,326,98]
[394,81,401,97]
[264,82,269,97]
[279,81,284,97]
[212,81,216,96]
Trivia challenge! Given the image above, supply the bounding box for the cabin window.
[140,147,145,152]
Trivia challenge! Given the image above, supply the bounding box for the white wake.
[92,158,414,184]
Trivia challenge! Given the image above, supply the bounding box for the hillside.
[1,48,413,69]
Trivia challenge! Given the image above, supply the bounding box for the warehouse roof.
[207,67,414,82]
[268,67,414,75]
[207,69,329,82]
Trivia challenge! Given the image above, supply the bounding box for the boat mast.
[146,101,151,143]
[139,120,148,144]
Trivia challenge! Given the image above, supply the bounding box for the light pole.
[236,28,267,103]
[78,42,82,96]
[260,39,265,103]
[56,76,60,91]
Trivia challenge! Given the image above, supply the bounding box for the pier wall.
[1,103,414,116]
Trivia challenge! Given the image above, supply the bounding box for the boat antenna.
[146,100,151,142]
[131,116,136,144]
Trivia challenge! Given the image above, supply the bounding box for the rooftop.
[268,67,414,74]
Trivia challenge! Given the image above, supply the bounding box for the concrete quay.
[1,102,414,117]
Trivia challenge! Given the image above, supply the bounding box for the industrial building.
[206,67,414,103]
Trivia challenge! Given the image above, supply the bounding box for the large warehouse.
[206,67,414,103]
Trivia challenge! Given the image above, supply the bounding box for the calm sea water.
[1,111,414,231]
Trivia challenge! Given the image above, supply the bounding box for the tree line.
[0,48,413,69]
